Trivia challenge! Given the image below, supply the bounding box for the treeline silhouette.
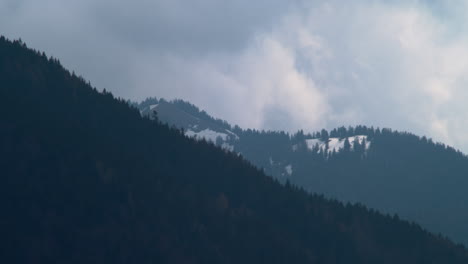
[1,36,468,263]
[138,98,468,245]
[230,126,468,245]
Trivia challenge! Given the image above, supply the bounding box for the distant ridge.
[138,97,468,245]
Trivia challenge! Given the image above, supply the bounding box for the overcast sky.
[2,0,468,151]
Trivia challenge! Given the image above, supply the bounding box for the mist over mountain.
[3,36,468,263]
[138,98,468,245]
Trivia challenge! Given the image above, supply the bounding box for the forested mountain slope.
[2,36,468,263]
[138,98,468,245]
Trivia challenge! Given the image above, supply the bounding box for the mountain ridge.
[3,36,468,263]
[137,97,468,245]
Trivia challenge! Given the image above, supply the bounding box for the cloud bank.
[3,0,468,151]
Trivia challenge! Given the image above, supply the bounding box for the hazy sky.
[2,0,468,152]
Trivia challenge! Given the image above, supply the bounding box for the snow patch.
[186,129,234,151]
[285,165,293,176]
[225,129,240,140]
[306,139,322,150]
[327,138,344,153]
[221,142,234,152]
[149,104,159,110]
[306,135,371,153]
[185,129,229,143]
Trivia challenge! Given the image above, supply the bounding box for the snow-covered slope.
[305,135,371,153]
[185,128,237,151]
[185,129,230,142]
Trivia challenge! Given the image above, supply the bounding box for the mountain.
[138,98,468,245]
[3,36,468,263]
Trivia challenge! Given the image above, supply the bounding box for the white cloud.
[271,1,468,149]
[3,0,468,151]
[134,34,329,132]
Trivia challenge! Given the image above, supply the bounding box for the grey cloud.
[86,0,296,55]
[2,0,23,12]
[2,0,468,152]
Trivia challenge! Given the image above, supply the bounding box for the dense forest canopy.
[138,98,468,245]
[2,36,468,263]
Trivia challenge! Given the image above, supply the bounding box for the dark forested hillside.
[2,36,468,263]
[138,99,468,245]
